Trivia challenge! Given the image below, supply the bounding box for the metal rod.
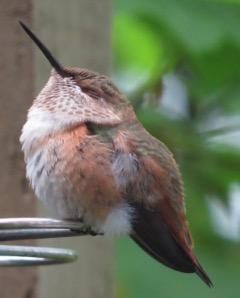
[0,218,85,230]
[0,245,77,266]
[0,228,80,241]
[0,217,100,267]
[0,218,99,241]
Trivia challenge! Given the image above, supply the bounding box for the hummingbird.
[19,21,212,287]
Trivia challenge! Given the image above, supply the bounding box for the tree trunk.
[0,0,112,297]
[0,1,37,298]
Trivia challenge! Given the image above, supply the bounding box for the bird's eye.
[81,86,99,100]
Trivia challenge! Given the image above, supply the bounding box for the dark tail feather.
[132,232,213,287]
[130,203,213,287]
[194,261,213,287]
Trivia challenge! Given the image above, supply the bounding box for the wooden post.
[0,0,112,297]
[0,1,37,298]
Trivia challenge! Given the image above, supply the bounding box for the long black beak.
[19,21,66,76]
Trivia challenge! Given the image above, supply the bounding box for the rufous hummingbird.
[19,21,212,287]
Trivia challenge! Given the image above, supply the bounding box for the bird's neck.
[88,118,150,151]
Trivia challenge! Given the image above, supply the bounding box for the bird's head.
[19,21,136,133]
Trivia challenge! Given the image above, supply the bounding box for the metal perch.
[0,218,97,266]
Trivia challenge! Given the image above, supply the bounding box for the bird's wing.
[129,151,212,286]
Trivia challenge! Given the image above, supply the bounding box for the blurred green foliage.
[112,0,240,297]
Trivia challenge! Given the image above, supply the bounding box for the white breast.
[20,108,57,155]
[20,107,78,218]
